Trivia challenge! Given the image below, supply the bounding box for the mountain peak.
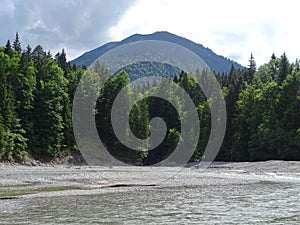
[71,31,244,74]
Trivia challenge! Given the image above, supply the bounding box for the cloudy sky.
[1,0,299,66]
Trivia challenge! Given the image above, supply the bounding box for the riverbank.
[1,160,300,199]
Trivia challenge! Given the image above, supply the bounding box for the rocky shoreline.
[1,160,300,199]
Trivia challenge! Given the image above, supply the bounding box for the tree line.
[218,53,300,161]
[0,33,299,163]
[0,33,83,161]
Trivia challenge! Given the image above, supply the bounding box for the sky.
[1,0,299,67]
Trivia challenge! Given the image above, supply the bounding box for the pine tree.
[15,50,37,143]
[55,49,73,150]
[173,75,179,83]
[247,53,256,81]
[4,40,13,57]
[13,32,22,54]
[277,52,290,85]
[26,45,32,56]
[271,53,276,60]
[31,45,46,63]
[55,49,68,74]
[0,50,16,131]
[31,46,68,158]
[0,49,27,161]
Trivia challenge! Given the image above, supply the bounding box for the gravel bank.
[1,161,300,198]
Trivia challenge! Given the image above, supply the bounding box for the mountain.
[71,31,244,74]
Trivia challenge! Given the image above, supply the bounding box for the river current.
[0,162,299,224]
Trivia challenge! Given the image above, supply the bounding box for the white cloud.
[0,0,136,59]
[1,0,299,66]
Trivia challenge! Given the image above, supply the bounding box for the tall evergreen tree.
[55,49,68,73]
[217,66,245,161]
[271,53,276,60]
[13,32,22,53]
[14,49,37,143]
[55,49,77,150]
[4,40,13,57]
[31,46,69,158]
[247,53,256,81]
[277,52,290,85]
[96,70,147,163]
[0,48,27,161]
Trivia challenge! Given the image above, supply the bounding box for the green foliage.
[228,54,300,161]
[115,61,181,81]
[0,35,82,162]
[277,53,290,85]
[13,32,22,54]
[0,48,27,161]
[1,128,27,161]
[32,55,69,158]
[4,40,13,57]
[247,53,256,81]
[96,70,147,164]
[0,33,300,164]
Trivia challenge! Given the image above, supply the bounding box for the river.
[0,161,299,224]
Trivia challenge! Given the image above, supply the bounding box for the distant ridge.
[71,31,244,74]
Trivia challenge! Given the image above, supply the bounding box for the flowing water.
[0,162,300,224]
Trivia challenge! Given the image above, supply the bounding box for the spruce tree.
[4,40,13,57]
[31,46,68,158]
[0,49,27,161]
[247,53,256,81]
[277,52,290,85]
[13,32,22,54]
[271,53,276,60]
